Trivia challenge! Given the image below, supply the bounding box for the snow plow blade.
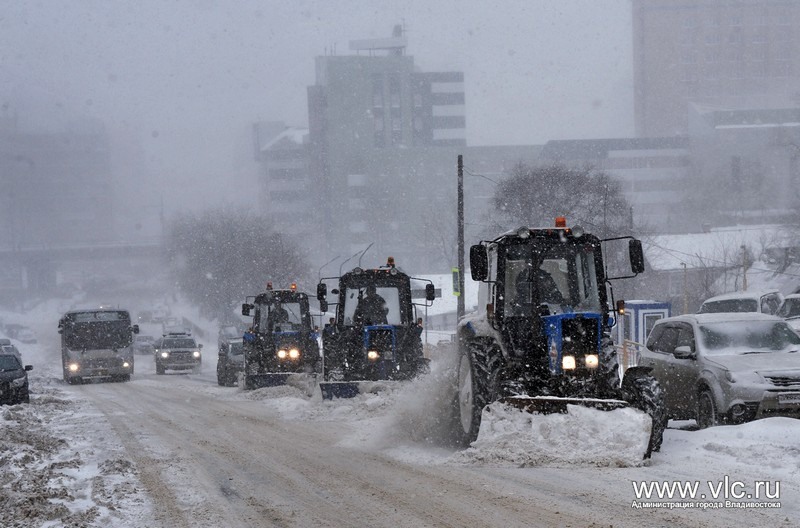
[500,395,629,414]
[243,373,291,390]
[318,380,398,400]
[319,381,361,400]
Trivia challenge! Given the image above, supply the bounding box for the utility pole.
[457,155,465,322]
[741,245,748,291]
[682,262,688,314]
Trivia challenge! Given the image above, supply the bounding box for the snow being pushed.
[454,402,651,468]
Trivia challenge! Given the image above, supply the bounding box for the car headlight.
[69,363,80,372]
[367,350,380,360]
[725,370,763,384]
[10,377,26,388]
[562,355,576,370]
[193,351,201,358]
[584,354,599,369]
[288,348,300,359]
[161,352,169,358]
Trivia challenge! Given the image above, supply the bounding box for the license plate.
[778,393,800,405]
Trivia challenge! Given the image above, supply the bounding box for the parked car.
[133,335,156,355]
[0,352,33,404]
[639,312,800,428]
[777,294,800,333]
[698,290,783,316]
[154,332,202,374]
[0,338,21,360]
[216,337,244,386]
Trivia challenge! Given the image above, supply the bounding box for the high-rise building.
[306,26,466,266]
[633,0,800,137]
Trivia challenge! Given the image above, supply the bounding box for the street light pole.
[457,154,465,322]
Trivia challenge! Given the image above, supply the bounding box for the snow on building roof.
[643,225,796,272]
[260,127,308,151]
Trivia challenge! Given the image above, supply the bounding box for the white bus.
[59,309,139,384]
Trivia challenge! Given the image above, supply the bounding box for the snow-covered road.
[3,300,799,527]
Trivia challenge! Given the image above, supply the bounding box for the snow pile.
[452,402,651,467]
[0,381,154,527]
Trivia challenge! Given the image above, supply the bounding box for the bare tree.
[490,162,634,240]
[166,209,310,320]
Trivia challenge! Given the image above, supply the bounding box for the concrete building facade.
[633,0,800,137]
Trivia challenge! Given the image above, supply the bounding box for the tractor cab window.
[342,286,402,326]
[258,301,303,331]
[504,242,601,316]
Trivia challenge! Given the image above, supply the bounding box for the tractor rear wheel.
[455,339,502,445]
[622,372,667,458]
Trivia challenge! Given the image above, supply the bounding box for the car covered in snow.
[0,352,33,404]
[154,332,202,374]
[217,337,244,386]
[132,334,156,355]
[777,293,800,334]
[639,312,800,428]
[698,290,783,316]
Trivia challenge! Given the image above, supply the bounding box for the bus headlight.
[367,350,380,360]
[288,348,300,359]
[122,362,130,368]
[69,363,80,372]
[562,355,576,370]
[585,354,599,369]
[161,352,169,358]
[193,351,201,358]
[277,349,287,359]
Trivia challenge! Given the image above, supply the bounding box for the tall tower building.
[633,0,800,137]
[306,26,465,264]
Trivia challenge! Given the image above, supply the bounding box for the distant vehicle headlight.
[69,363,80,372]
[193,351,201,358]
[161,352,169,358]
[122,362,130,368]
[288,348,300,359]
[584,354,599,369]
[10,377,26,388]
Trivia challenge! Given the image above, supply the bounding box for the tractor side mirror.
[470,245,488,281]
[132,324,140,334]
[317,283,327,300]
[241,303,251,316]
[629,239,645,275]
[425,283,436,302]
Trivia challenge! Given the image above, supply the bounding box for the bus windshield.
[62,311,134,350]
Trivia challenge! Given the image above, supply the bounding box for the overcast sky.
[0,0,633,211]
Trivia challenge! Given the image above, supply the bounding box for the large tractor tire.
[597,339,621,397]
[622,370,667,459]
[454,338,503,446]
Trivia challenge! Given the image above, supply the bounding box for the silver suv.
[154,332,202,374]
[639,312,800,428]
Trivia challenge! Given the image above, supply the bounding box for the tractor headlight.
[277,349,287,359]
[562,355,576,370]
[367,350,380,360]
[69,363,80,372]
[584,354,599,369]
[161,352,169,358]
[193,350,201,358]
[11,377,26,388]
[288,348,300,359]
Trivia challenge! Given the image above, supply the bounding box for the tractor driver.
[515,265,565,308]
[354,284,388,326]
[268,302,290,329]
